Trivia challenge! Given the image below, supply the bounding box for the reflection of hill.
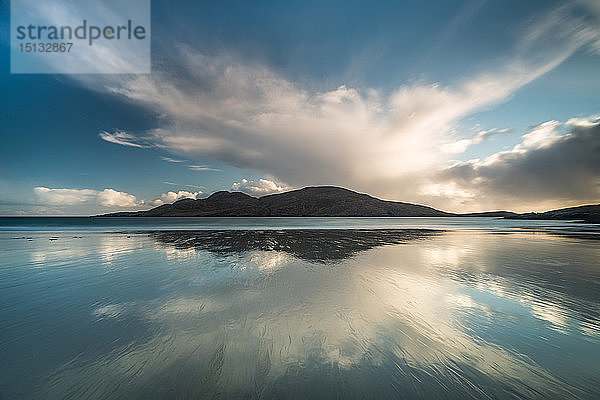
[149,229,440,263]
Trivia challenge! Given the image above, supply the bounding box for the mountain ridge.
[99,185,599,222]
[102,186,456,217]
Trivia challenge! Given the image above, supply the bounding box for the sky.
[1,0,600,215]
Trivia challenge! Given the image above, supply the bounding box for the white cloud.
[99,130,150,148]
[517,121,564,151]
[442,128,511,154]
[97,189,139,207]
[231,178,290,196]
[152,190,202,206]
[34,187,140,207]
[476,121,565,168]
[33,186,207,211]
[566,115,600,127]
[34,187,97,205]
[163,181,204,189]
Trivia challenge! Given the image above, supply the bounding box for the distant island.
[505,204,600,223]
[99,186,599,222]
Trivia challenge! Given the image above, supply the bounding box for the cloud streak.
[99,131,151,148]
[188,165,222,172]
[160,156,186,163]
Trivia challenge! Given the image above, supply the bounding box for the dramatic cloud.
[34,187,140,207]
[152,190,202,206]
[231,179,291,196]
[437,116,600,211]
[99,131,150,148]
[88,3,599,211]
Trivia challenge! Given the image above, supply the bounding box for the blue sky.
[1,0,600,215]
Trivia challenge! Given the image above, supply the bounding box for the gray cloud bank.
[439,118,600,211]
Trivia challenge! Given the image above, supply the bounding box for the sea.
[1,217,599,399]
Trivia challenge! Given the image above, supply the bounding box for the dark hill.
[102,186,453,217]
[100,185,600,222]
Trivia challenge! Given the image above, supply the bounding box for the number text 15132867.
[19,43,73,53]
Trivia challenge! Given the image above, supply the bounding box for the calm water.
[1,218,599,399]
[1,216,600,232]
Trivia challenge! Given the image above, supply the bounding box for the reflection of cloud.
[367,268,571,394]
[93,303,127,319]
[36,232,597,399]
[529,302,569,334]
[424,245,472,267]
[422,231,600,338]
[19,230,598,399]
[249,252,291,272]
[28,236,93,265]
[579,322,600,337]
[149,297,222,319]
[152,241,197,260]
[96,234,140,265]
[446,293,480,309]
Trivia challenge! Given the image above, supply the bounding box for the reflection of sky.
[1,230,599,398]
